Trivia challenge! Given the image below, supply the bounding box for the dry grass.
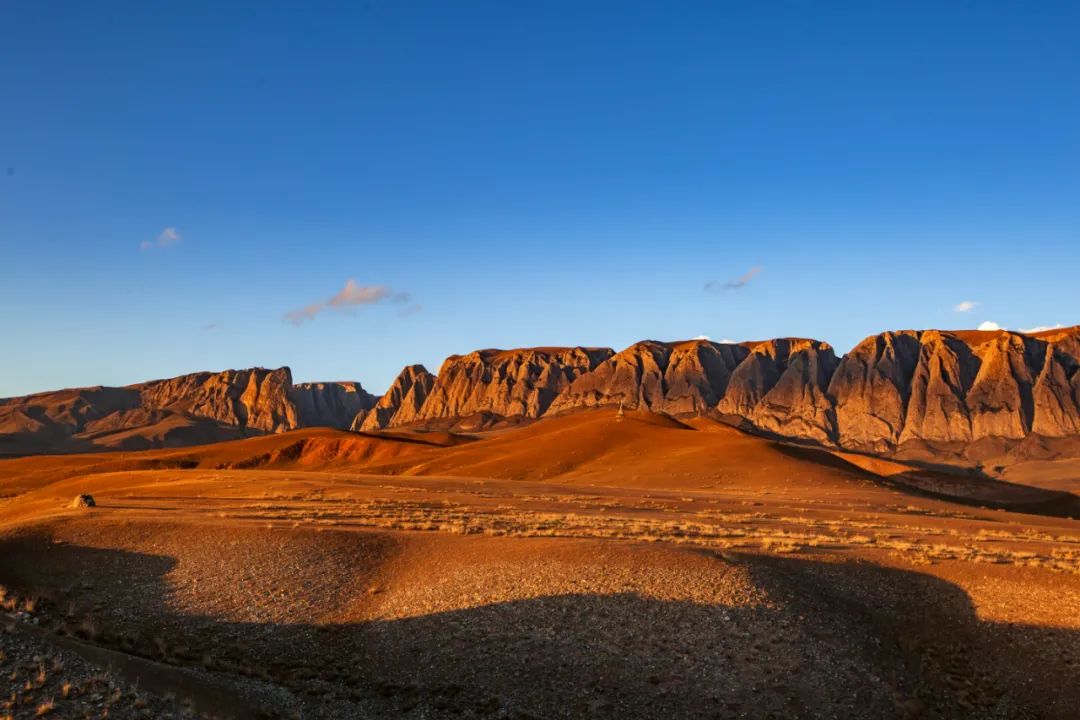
[214,496,1080,573]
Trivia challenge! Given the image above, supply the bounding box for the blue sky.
[2,1,1078,396]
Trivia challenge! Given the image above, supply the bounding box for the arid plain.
[1,330,1079,719]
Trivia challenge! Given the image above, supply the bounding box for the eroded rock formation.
[833,328,1080,451]
[0,367,370,454]
[291,382,377,430]
[4,325,1079,460]
[358,365,436,431]
[410,347,613,424]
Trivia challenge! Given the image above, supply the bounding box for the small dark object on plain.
[71,494,96,509]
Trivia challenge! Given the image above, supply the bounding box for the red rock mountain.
[0,368,373,455]
[291,382,377,430]
[357,365,436,431]
[831,327,1080,452]
[381,328,1080,461]
[3,326,1079,462]
[408,347,613,425]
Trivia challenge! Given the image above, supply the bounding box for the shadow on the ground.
[0,530,1076,720]
[770,441,1080,518]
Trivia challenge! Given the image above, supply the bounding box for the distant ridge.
[3,326,1079,465]
[0,368,374,455]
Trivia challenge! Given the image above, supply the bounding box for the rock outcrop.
[1030,329,1080,438]
[404,347,614,425]
[830,327,1080,452]
[546,338,838,443]
[726,339,839,444]
[137,367,299,433]
[291,382,377,430]
[547,339,750,416]
[4,325,1080,461]
[829,331,922,452]
[0,367,370,454]
[358,365,436,431]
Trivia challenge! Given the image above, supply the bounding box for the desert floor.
[0,409,1077,719]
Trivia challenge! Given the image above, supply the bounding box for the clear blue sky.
[2,1,1078,396]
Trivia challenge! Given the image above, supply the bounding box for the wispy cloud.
[202,323,219,331]
[954,300,978,313]
[285,303,329,326]
[977,321,1003,331]
[328,280,404,308]
[398,303,423,318]
[140,226,181,251]
[1019,323,1064,334]
[284,279,409,325]
[706,266,762,292]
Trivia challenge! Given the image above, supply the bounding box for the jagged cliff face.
[358,365,436,431]
[546,338,838,442]
[829,331,922,452]
[1032,332,1080,437]
[376,329,1080,455]
[291,382,377,430]
[0,367,369,454]
[547,340,750,416]
[408,347,613,424]
[831,329,1080,451]
[401,328,1079,455]
[727,339,839,444]
[4,325,1079,459]
[138,367,299,433]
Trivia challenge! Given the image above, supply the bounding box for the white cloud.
[1019,323,1064,334]
[954,300,978,313]
[692,335,710,341]
[140,226,181,251]
[285,279,409,325]
[977,321,1003,331]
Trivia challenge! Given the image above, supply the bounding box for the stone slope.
[0,368,371,454]
[358,365,436,431]
[291,382,377,430]
[372,328,1080,458]
[728,339,840,444]
[547,340,750,416]
[137,367,299,433]
[545,338,838,443]
[831,328,1080,453]
[4,325,1079,462]
[402,347,614,425]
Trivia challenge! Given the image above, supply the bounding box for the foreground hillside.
[0,408,1078,718]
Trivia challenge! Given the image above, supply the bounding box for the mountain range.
[3,326,1079,468]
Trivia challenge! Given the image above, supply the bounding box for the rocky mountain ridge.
[382,327,1080,463]
[0,368,374,454]
[3,326,1078,462]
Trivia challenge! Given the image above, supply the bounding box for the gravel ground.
[0,618,200,720]
[1,517,1077,719]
